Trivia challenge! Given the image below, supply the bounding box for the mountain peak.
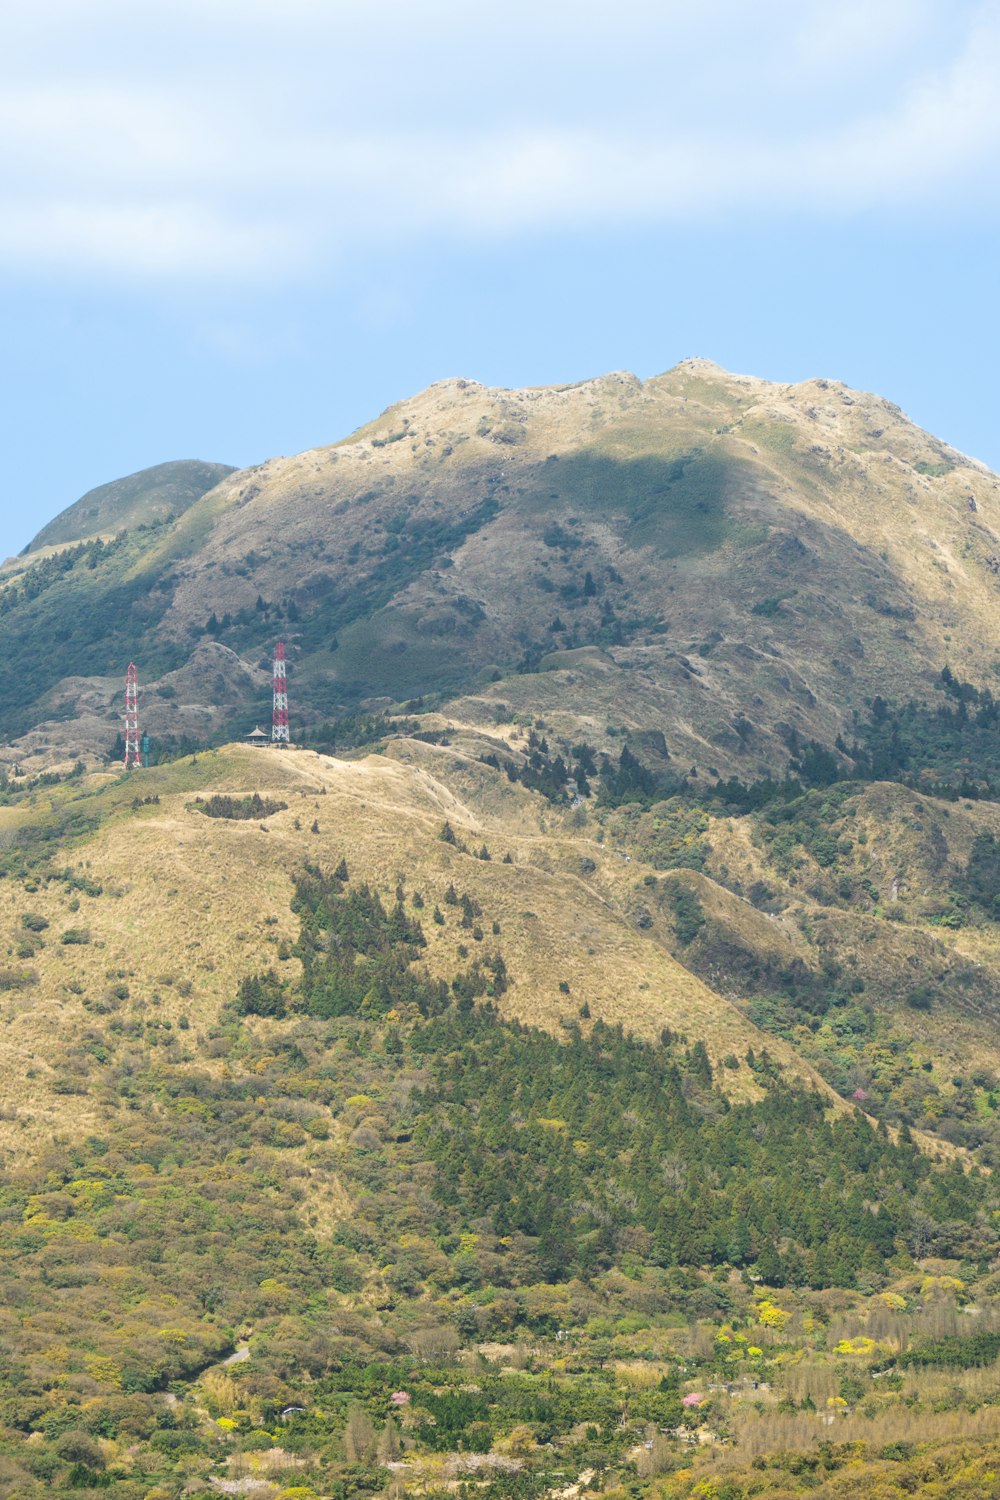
[671,356,733,375]
[27,458,235,553]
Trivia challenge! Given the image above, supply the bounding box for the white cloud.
[788,0,938,69]
[0,200,293,277]
[0,0,996,278]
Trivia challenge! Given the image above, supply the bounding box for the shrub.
[195,793,287,820]
[665,884,705,946]
[55,1430,104,1467]
[0,968,37,991]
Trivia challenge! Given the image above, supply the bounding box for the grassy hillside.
[25,459,235,552]
[0,743,830,1167]
[0,744,997,1498]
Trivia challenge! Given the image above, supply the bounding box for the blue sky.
[2,0,999,556]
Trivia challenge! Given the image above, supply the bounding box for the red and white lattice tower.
[272,641,289,745]
[124,663,141,769]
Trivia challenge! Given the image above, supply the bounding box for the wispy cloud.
[0,200,294,276]
[1,0,996,278]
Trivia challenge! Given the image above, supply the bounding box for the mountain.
[3,358,1000,1138]
[1,365,1000,1497]
[1,361,998,774]
[24,458,235,552]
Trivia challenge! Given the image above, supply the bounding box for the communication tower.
[272,641,289,744]
[124,663,141,769]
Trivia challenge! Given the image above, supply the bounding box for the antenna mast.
[124,663,141,769]
[272,641,289,745]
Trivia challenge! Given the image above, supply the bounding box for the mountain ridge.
[24,457,236,553]
[4,359,999,775]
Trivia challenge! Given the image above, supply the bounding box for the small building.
[245,726,269,747]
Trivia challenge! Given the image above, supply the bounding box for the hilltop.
[25,458,235,553]
[0,742,824,1166]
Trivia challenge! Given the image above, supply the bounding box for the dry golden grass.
[614,1360,673,1390]
[0,740,859,1166]
[0,726,984,1181]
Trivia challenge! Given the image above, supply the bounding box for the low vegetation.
[192,791,288,820]
[0,859,997,1497]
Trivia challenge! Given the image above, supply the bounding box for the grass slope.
[0,744,840,1169]
[25,460,235,552]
